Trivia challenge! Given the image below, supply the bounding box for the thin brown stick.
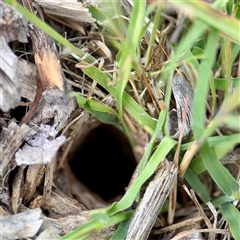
[171,228,230,240]
[168,95,189,224]
[19,77,42,125]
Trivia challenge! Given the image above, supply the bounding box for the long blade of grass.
[82,65,156,135]
[181,134,240,152]
[192,28,219,139]
[70,92,121,128]
[144,5,162,67]
[220,203,240,240]
[60,210,133,239]
[185,167,210,203]
[168,1,240,44]
[106,135,177,216]
[110,220,131,240]
[137,109,167,175]
[200,142,239,199]
[116,0,146,120]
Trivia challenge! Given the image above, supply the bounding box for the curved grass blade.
[70,92,120,128]
[60,210,133,240]
[185,167,210,203]
[220,203,240,240]
[200,142,239,199]
[82,65,156,135]
[192,28,219,139]
[116,0,146,119]
[106,135,177,216]
[168,1,240,44]
[110,220,131,240]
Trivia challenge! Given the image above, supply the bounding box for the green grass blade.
[60,211,133,239]
[70,92,120,127]
[185,167,210,203]
[200,142,239,199]
[110,220,131,240]
[138,109,167,175]
[60,218,103,240]
[145,5,162,67]
[213,195,237,206]
[87,5,124,49]
[181,134,240,152]
[189,156,205,175]
[116,0,146,119]
[192,28,219,139]
[82,65,156,134]
[106,136,177,216]
[168,1,240,44]
[174,22,207,61]
[220,203,240,240]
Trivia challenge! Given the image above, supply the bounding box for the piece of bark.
[0,187,11,210]
[43,162,54,200]
[0,2,28,112]
[15,132,66,165]
[0,1,28,43]
[18,58,75,131]
[31,188,85,216]
[22,164,46,204]
[168,65,194,140]
[35,0,95,23]
[20,0,73,125]
[36,225,61,240]
[0,37,23,112]
[27,162,54,208]
[11,165,26,213]
[126,159,178,240]
[19,59,38,102]
[0,205,9,216]
[0,208,43,240]
[0,121,33,187]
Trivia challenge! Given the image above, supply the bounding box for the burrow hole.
[68,124,137,202]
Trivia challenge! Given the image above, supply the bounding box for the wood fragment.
[0,208,43,240]
[35,0,95,24]
[22,164,46,204]
[0,37,23,112]
[0,121,32,187]
[126,159,178,240]
[0,2,28,112]
[168,65,194,140]
[20,0,71,125]
[0,1,28,43]
[11,165,26,213]
[153,215,204,235]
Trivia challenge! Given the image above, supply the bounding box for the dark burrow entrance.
[68,124,137,202]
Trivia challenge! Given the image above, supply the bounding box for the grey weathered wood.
[0,208,43,240]
[168,65,194,140]
[126,159,178,240]
[0,1,28,112]
[35,0,95,23]
[0,121,32,187]
[0,37,23,112]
